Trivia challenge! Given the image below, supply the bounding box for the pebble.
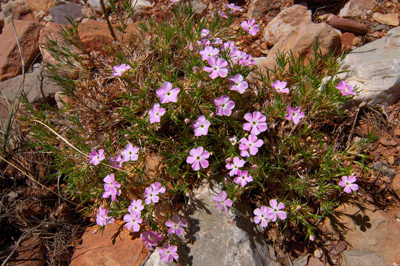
[380,138,389,146]
[390,140,398,146]
[314,249,323,259]
[394,128,400,136]
[388,156,395,165]
[396,211,400,219]
[383,176,391,183]
[374,24,387,31]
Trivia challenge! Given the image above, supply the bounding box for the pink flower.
[199,46,219,61]
[234,170,253,187]
[96,206,114,226]
[244,54,256,66]
[186,147,210,171]
[149,103,166,123]
[203,57,229,79]
[212,191,233,214]
[266,199,287,222]
[239,135,263,157]
[241,19,259,36]
[89,149,105,166]
[143,182,165,205]
[227,3,243,12]
[200,29,210,38]
[197,38,211,47]
[217,10,228,19]
[110,154,123,168]
[123,212,142,232]
[211,37,223,45]
[128,199,144,215]
[111,63,131,77]
[285,106,305,125]
[272,80,289,94]
[103,174,121,201]
[121,143,139,162]
[151,182,166,194]
[229,74,248,94]
[310,235,315,242]
[226,156,246,176]
[165,215,187,236]
[229,136,237,145]
[158,243,179,263]
[254,206,273,227]
[193,115,211,136]
[339,175,359,193]
[140,230,163,250]
[243,111,267,135]
[222,41,235,52]
[156,82,180,103]
[335,80,356,96]
[231,49,247,65]
[214,95,235,116]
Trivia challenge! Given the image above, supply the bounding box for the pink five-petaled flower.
[123,212,142,232]
[140,230,163,251]
[239,134,264,157]
[102,174,121,202]
[214,95,235,116]
[121,143,139,162]
[285,106,305,125]
[143,182,166,205]
[158,243,179,264]
[111,63,131,77]
[335,80,357,96]
[227,3,243,12]
[170,0,179,3]
[186,147,210,171]
[234,170,253,187]
[229,136,237,145]
[212,191,233,214]
[89,149,105,166]
[254,206,273,227]
[229,74,248,94]
[243,111,267,135]
[241,19,259,36]
[110,154,124,168]
[272,80,290,94]
[96,206,114,226]
[266,199,287,222]
[149,103,166,124]
[226,156,246,176]
[156,82,180,103]
[165,215,187,236]
[193,115,211,136]
[199,46,219,61]
[128,199,144,215]
[339,175,359,193]
[203,57,228,79]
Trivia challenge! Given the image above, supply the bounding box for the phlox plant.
[21,0,369,263]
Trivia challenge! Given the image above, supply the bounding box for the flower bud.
[189,42,194,51]
[265,100,270,106]
[210,112,215,118]
[225,157,232,163]
[124,134,131,139]
[233,110,239,117]
[251,164,258,169]
[193,66,200,74]
[309,235,315,242]
[198,81,203,88]
[184,118,190,124]
[296,205,302,210]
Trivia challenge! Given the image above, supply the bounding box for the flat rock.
[25,0,56,12]
[325,202,400,265]
[49,3,83,25]
[132,0,154,9]
[77,20,114,52]
[263,5,312,47]
[328,16,369,35]
[259,22,341,74]
[342,250,387,266]
[87,0,111,13]
[180,181,281,266]
[339,0,377,18]
[392,173,400,199]
[38,22,63,64]
[0,20,43,81]
[143,248,177,266]
[341,32,356,52]
[323,26,400,108]
[248,0,282,20]
[70,222,149,266]
[373,13,400,27]
[7,237,46,266]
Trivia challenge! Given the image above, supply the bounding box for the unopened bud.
[233,110,239,117]
[265,100,270,106]
[210,112,215,118]
[124,134,131,139]
[251,164,258,169]
[309,235,315,242]
[198,81,203,88]
[225,157,232,163]
[184,118,190,124]
[193,66,200,74]
[189,42,194,51]
[296,205,302,210]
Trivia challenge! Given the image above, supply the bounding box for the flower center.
[249,143,253,146]
[196,156,200,160]
[156,112,159,116]
[96,156,100,160]
[200,125,204,128]
[293,113,297,117]
[213,67,218,71]
[221,104,226,108]
[261,214,265,219]
[242,176,246,180]
[346,182,350,186]
[252,121,257,125]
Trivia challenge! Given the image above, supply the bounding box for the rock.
[329,241,347,256]
[8,237,46,266]
[77,20,114,52]
[396,211,400,219]
[373,162,396,178]
[313,249,323,259]
[374,24,387,31]
[49,3,83,25]
[1,0,27,17]
[143,248,177,266]
[341,32,356,52]
[293,254,310,266]
[248,0,282,20]
[54,91,71,109]
[307,256,324,266]
[373,13,400,27]
[325,26,400,108]
[395,128,400,136]
[87,0,111,13]
[388,156,395,165]
[70,222,148,266]
[180,181,281,266]
[339,0,377,18]
[192,0,207,16]
[0,20,43,81]
[43,14,54,22]
[131,0,153,9]
[328,17,369,35]
[263,5,312,47]
[25,0,56,13]
[325,202,400,265]
[393,174,400,199]
[13,4,32,20]
[342,250,386,266]
[38,22,63,63]
[259,22,341,74]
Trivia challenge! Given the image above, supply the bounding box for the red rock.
[9,237,46,266]
[0,20,43,81]
[25,0,56,12]
[38,22,63,64]
[339,0,377,17]
[341,32,356,52]
[307,256,325,266]
[13,4,32,20]
[393,173,400,199]
[70,222,149,266]
[248,0,282,20]
[78,20,114,53]
[328,17,369,35]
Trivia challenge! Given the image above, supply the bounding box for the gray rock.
[131,0,153,9]
[293,254,310,266]
[321,26,400,108]
[49,3,83,25]
[343,250,387,266]
[339,0,376,18]
[180,181,281,266]
[191,0,207,16]
[374,24,387,31]
[87,0,110,13]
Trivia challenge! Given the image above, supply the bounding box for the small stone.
[373,161,397,177]
[352,36,361,46]
[373,12,400,26]
[390,140,398,146]
[394,128,400,136]
[307,256,325,266]
[43,14,54,22]
[293,254,310,266]
[393,173,400,199]
[314,249,323,259]
[388,156,395,165]
[35,10,46,20]
[397,218,400,223]
[318,14,329,21]
[374,24,387,31]
[260,42,268,50]
[343,250,386,266]
[380,138,389,146]
[330,241,347,256]
[383,176,391,183]
[396,211,400,219]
